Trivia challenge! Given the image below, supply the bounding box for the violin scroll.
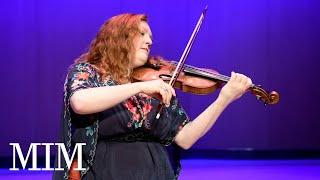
[251,85,280,105]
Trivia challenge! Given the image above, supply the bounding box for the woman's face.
[131,21,153,68]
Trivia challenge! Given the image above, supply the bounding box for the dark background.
[1,0,320,157]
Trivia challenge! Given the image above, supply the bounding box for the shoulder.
[69,62,98,74]
[65,62,100,86]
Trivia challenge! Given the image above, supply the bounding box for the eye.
[140,32,145,36]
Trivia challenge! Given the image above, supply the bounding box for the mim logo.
[10,143,86,171]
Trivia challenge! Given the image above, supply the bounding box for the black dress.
[53,63,190,180]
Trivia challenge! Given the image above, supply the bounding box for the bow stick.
[156,5,208,119]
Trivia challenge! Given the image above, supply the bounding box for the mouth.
[141,48,149,53]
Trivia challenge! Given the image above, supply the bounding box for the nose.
[145,35,152,49]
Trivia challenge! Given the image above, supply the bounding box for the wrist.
[216,94,232,108]
[132,82,143,94]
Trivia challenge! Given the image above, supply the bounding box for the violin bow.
[156,5,208,119]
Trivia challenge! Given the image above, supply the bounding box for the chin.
[139,57,148,65]
[132,53,148,67]
[132,59,146,68]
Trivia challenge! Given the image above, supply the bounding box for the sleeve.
[53,63,99,179]
[147,97,190,179]
[164,97,190,145]
[150,97,191,146]
[66,63,97,98]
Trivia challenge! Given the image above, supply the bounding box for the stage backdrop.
[1,0,320,156]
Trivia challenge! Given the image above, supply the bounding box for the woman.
[53,13,252,180]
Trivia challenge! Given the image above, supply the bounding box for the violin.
[132,56,280,105]
[134,6,279,119]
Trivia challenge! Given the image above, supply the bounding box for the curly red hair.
[78,13,147,84]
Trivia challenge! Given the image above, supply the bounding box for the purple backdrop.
[1,0,320,156]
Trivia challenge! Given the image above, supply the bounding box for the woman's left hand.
[218,72,252,105]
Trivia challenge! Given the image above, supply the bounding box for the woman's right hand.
[136,79,176,107]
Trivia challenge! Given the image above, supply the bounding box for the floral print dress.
[53,62,190,180]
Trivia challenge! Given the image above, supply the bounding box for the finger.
[239,74,249,89]
[230,71,236,82]
[238,74,247,85]
[164,83,175,98]
[163,85,171,106]
[245,77,252,89]
[166,90,172,107]
[170,86,176,97]
[240,75,251,90]
[164,86,172,106]
[159,88,168,105]
[159,83,167,104]
[161,83,170,104]
[234,72,240,82]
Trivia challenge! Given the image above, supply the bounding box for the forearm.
[175,95,231,149]
[70,82,142,115]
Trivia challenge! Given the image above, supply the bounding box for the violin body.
[133,57,221,95]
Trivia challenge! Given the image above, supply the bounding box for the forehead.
[139,21,152,34]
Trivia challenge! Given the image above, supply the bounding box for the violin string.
[187,67,230,82]
[184,64,230,81]
[180,63,256,88]
[181,65,256,89]
[170,61,231,82]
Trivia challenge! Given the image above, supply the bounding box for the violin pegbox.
[251,85,280,105]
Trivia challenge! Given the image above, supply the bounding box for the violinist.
[53,13,252,180]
